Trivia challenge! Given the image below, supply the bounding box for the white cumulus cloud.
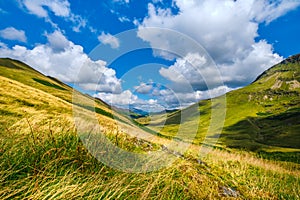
[159,53,207,84]
[251,0,300,24]
[98,32,120,49]
[20,0,87,32]
[0,27,27,42]
[0,30,122,94]
[137,0,299,89]
[45,30,70,52]
[134,82,153,94]
[21,0,71,18]
[95,90,137,106]
[155,85,234,109]
[95,90,165,112]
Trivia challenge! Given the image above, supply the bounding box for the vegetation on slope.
[0,58,299,199]
[142,54,300,155]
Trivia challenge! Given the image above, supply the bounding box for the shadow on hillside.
[222,108,300,150]
[33,78,67,91]
[220,109,300,163]
[0,58,24,70]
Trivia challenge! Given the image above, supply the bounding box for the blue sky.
[0,0,299,111]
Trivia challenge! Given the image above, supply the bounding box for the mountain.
[0,58,162,141]
[142,54,300,153]
[222,54,300,150]
[0,57,299,199]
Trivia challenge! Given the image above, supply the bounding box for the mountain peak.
[280,53,300,65]
[253,53,300,83]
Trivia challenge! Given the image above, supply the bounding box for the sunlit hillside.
[0,58,299,199]
[141,54,300,161]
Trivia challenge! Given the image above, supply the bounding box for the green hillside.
[140,54,300,155]
[0,58,158,139]
[222,54,300,151]
[0,58,299,199]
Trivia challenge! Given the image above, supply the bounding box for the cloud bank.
[0,30,122,94]
[137,0,299,88]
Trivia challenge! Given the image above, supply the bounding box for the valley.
[0,56,299,199]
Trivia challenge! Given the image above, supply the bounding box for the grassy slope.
[0,58,299,199]
[222,55,300,151]
[0,58,160,140]
[144,54,300,155]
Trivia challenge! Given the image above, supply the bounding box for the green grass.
[1,116,299,199]
[33,78,67,91]
[144,55,300,153]
[257,151,300,164]
[1,57,300,199]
